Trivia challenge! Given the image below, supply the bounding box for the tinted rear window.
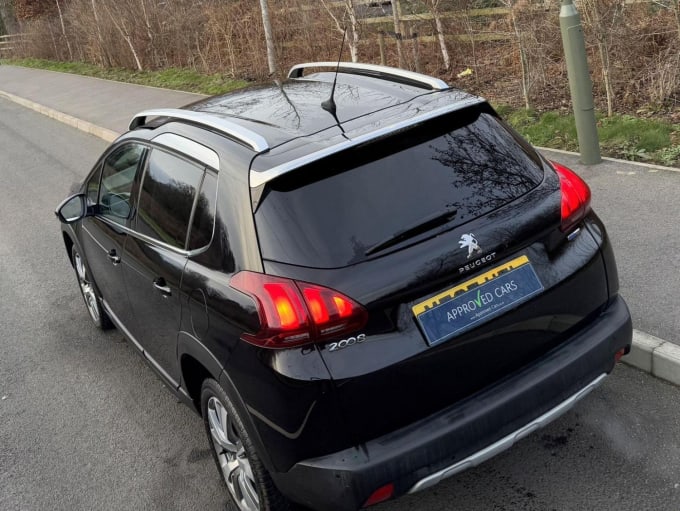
[255,110,544,268]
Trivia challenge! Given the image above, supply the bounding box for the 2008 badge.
[327,333,366,352]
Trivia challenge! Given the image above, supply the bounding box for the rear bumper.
[273,295,632,511]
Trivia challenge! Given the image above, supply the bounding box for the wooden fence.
[284,0,657,42]
[0,34,27,57]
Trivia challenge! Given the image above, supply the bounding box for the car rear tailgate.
[261,172,612,445]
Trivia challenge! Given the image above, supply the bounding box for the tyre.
[201,378,292,511]
[71,245,114,330]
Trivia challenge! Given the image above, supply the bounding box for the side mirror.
[55,194,87,224]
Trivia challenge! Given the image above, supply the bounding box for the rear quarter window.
[188,172,218,251]
[135,150,204,249]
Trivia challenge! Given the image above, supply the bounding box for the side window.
[188,172,218,251]
[135,150,204,249]
[99,144,146,224]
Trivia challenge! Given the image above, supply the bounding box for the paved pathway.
[0,65,203,134]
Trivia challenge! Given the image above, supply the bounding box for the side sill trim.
[408,372,607,494]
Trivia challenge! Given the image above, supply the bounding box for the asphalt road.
[1,97,679,511]
[541,149,680,346]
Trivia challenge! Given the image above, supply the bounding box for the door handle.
[107,249,121,264]
[153,278,172,297]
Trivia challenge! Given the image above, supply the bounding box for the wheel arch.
[178,332,224,412]
[178,332,278,473]
[62,230,75,266]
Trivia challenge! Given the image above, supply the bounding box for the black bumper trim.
[274,295,632,511]
[408,372,607,493]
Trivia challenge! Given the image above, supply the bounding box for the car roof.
[184,69,479,146]
[184,74,431,146]
[129,64,486,187]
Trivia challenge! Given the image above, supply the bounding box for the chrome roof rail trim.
[152,133,220,170]
[288,62,450,91]
[407,373,608,494]
[129,109,270,153]
[249,97,484,189]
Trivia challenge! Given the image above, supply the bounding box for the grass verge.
[496,105,680,168]
[3,59,679,167]
[1,58,249,95]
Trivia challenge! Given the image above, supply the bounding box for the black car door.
[80,143,147,331]
[123,148,205,385]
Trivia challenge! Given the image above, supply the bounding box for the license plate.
[412,255,544,346]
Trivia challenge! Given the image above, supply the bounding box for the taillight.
[229,271,368,348]
[552,161,591,232]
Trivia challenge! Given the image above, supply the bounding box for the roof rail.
[129,109,270,153]
[288,62,449,91]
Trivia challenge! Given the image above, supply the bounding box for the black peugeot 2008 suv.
[56,62,632,511]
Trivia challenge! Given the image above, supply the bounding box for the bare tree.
[321,0,360,63]
[0,0,20,34]
[139,0,157,67]
[55,0,72,59]
[259,0,277,75]
[391,0,405,68]
[667,0,680,39]
[581,0,624,117]
[9,0,680,120]
[101,0,143,71]
[460,5,479,82]
[89,0,108,66]
[499,0,531,109]
[424,0,450,71]
[514,14,529,110]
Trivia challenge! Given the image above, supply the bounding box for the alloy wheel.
[74,252,100,324]
[207,396,260,511]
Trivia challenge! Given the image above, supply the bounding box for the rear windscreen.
[254,109,544,268]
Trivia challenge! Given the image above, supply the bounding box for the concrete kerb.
[0,89,119,142]
[625,330,680,386]
[2,85,679,388]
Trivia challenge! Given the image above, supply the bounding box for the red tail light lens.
[230,271,368,348]
[301,287,329,324]
[552,161,591,232]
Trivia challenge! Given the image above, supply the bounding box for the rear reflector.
[230,271,368,348]
[363,483,395,507]
[552,161,591,232]
[615,347,626,363]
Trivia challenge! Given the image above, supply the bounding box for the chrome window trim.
[96,215,209,258]
[129,109,270,153]
[288,62,450,91]
[152,133,220,170]
[407,373,608,494]
[249,97,484,188]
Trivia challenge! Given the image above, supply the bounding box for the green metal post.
[559,0,601,165]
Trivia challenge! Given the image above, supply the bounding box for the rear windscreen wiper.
[365,209,458,256]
